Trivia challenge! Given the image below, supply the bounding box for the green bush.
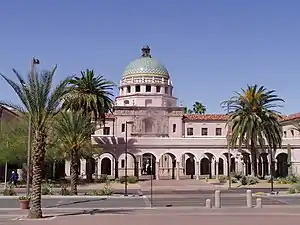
[99,174,108,183]
[289,182,300,194]
[231,171,243,180]
[286,174,299,184]
[60,186,72,196]
[241,176,248,185]
[246,176,259,185]
[119,176,138,184]
[41,183,53,195]
[100,181,113,195]
[2,185,17,196]
[231,177,238,183]
[218,176,227,183]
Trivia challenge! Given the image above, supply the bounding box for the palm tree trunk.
[28,130,46,219]
[70,149,79,195]
[250,141,258,177]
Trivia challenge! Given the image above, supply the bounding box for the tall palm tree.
[192,102,206,114]
[0,66,70,218]
[221,85,283,176]
[184,107,193,114]
[63,69,115,181]
[53,111,91,194]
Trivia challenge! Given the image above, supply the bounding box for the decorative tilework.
[123,57,169,77]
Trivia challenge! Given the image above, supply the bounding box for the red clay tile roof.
[105,112,300,122]
[183,114,228,121]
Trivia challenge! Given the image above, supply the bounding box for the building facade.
[65,46,300,180]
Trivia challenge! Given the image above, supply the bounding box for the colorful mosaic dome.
[123,45,169,78]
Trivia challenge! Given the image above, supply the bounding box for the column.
[176,161,180,180]
[80,159,86,178]
[243,162,246,175]
[155,161,159,180]
[211,159,216,178]
[196,161,200,180]
[224,159,228,176]
[65,160,70,177]
[138,156,142,177]
[97,158,101,178]
[215,161,219,179]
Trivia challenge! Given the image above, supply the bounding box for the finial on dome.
[141,45,151,58]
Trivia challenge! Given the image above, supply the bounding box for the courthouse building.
[65,46,300,180]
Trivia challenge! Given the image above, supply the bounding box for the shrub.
[2,185,17,196]
[246,176,259,185]
[286,174,299,184]
[241,176,248,185]
[60,186,72,196]
[100,181,113,196]
[288,183,300,194]
[99,174,108,183]
[231,177,238,183]
[231,171,243,180]
[41,183,53,195]
[119,176,138,184]
[218,176,227,183]
[19,196,30,200]
[127,176,138,184]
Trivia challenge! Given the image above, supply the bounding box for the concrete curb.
[0,195,143,199]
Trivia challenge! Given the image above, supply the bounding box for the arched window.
[144,118,154,133]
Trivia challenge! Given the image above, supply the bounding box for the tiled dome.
[123,45,169,78]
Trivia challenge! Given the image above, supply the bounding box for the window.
[156,86,161,93]
[127,86,131,93]
[135,85,141,92]
[187,127,193,136]
[172,124,176,133]
[121,123,125,132]
[201,128,208,136]
[291,130,294,137]
[283,130,287,138]
[121,159,125,168]
[146,85,151,92]
[216,128,222,136]
[103,127,110,135]
[165,87,168,94]
[124,100,129,105]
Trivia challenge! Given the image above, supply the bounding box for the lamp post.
[26,58,39,197]
[227,104,232,190]
[150,154,153,208]
[270,147,275,193]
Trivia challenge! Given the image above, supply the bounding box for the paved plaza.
[0,207,300,225]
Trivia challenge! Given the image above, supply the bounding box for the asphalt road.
[1,193,300,211]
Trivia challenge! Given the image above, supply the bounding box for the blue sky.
[1,0,300,114]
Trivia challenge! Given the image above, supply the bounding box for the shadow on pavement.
[45,198,107,208]
[53,208,136,217]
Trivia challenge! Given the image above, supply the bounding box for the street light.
[26,57,39,197]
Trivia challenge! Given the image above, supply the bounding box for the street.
[1,192,300,211]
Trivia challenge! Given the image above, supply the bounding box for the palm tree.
[53,111,91,194]
[0,66,70,218]
[221,85,283,177]
[63,69,115,181]
[192,102,206,114]
[184,107,193,114]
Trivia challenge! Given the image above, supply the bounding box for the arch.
[223,153,236,174]
[259,153,269,177]
[142,153,157,178]
[276,153,288,178]
[101,158,112,175]
[200,158,210,175]
[118,152,137,177]
[144,118,154,133]
[242,153,251,176]
[203,152,217,160]
[159,152,176,179]
[99,152,116,178]
[181,152,197,179]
